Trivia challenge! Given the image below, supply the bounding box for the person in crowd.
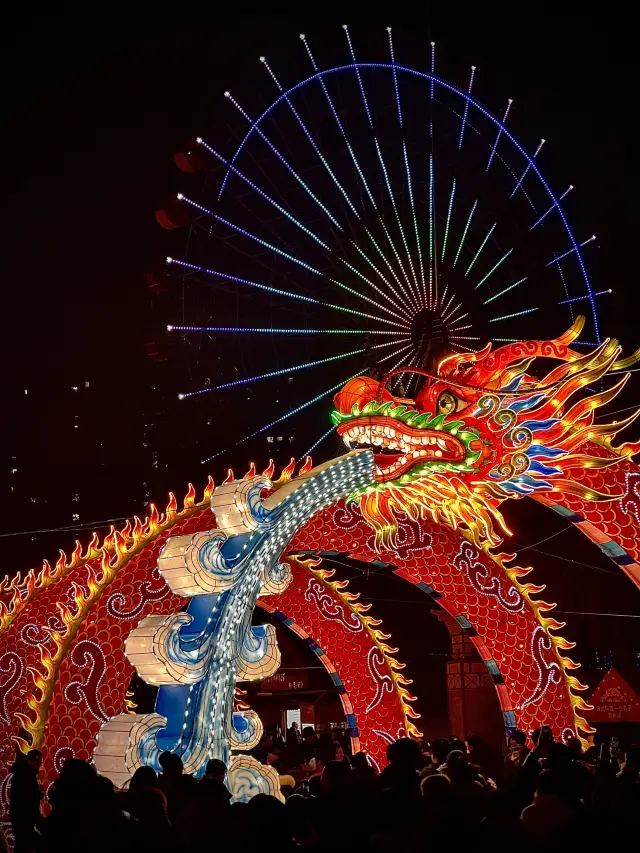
[299,726,318,763]
[465,733,501,783]
[351,751,378,787]
[203,758,227,784]
[504,728,530,773]
[521,768,577,844]
[378,737,424,797]
[9,748,43,853]
[286,720,301,753]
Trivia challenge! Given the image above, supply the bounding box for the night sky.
[1,5,639,692]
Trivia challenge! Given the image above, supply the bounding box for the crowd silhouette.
[5,726,640,852]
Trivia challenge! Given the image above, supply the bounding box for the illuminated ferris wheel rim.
[214,56,599,343]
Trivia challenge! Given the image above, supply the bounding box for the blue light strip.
[167,325,399,335]
[489,307,539,323]
[342,25,373,127]
[441,179,456,261]
[216,61,601,343]
[360,227,416,313]
[453,199,477,266]
[202,372,362,463]
[486,99,513,170]
[511,139,545,198]
[195,142,331,250]
[458,66,476,150]
[483,276,528,305]
[474,248,513,289]
[179,197,407,325]
[299,39,422,315]
[558,289,611,305]
[530,185,573,230]
[178,349,365,399]
[373,139,422,307]
[545,235,595,267]
[403,143,426,307]
[220,93,342,228]
[465,223,496,276]
[429,153,435,308]
[387,28,402,127]
[300,425,336,461]
[430,42,435,99]
[166,257,398,323]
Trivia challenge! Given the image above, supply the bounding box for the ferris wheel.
[158,27,604,465]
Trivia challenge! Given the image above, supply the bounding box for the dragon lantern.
[333,317,640,551]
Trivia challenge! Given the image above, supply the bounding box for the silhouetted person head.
[129,765,158,791]
[387,737,424,770]
[301,726,316,743]
[430,738,450,766]
[159,751,183,779]
[128,786,168,824]
[26,750,42,771]
[321,759,352,793]
[205,759,226,782]
[420,771,452,802]
[508,729,527,747]
[351,752,375,773]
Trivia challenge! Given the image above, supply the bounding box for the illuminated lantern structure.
[3,30,640,815]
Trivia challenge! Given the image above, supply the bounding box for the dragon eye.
[436,390,460,414]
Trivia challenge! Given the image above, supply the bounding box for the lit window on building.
[276,436,283,442]
[84,381,90,388]
[72,513,80,522]
[10,468,17,474]
[267,436,274,444]
[72,494,80,502]
[71,386,78,392]
[30,497,36,503]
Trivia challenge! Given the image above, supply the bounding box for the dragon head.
[332,317,640,551]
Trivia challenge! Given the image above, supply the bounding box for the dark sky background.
[1,3,639,702]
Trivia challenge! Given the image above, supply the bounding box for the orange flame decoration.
[273,457,296,486]
[286,555,422,739]
[481,544,595,741]
[298,456,313,476]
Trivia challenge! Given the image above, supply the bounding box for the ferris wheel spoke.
[337,256,413,322]
[387,28,403,126]
[373,139,422,303]
[402,143,427,308]
[167,326,401,336]
[342,25,373,128]
[473,248,514,290]
[483,276,528,305]
[178,349,366,400]
[166,258,408,326]
[511,138,545,198]
[441,179,456,263]
[465,223,497,277]
[530,185,574,231]
[379,340,418,369]
[360,228,420,314]
[348,242,413,320]
[429,152,436,309]
[486,99,513,171]
[300,31,421,311]
[182,201,408,327]
[300,424,336,461]
[201,371,362,464]
[222,92,343,228]
[558,289,612,305]
[458,66,476,150]
[489,307,539,323]
[256,59,361,220]
[545,235,595,267]
[194,140,332,250]
[430,41,435,99]
[453,199,477,266]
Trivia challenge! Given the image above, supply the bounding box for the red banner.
[588,669,640,723]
